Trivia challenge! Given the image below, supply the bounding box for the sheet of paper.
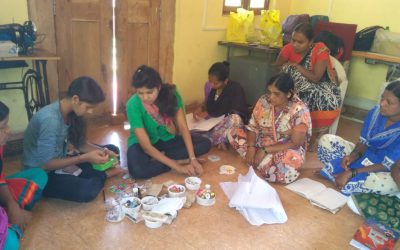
[186,113,224,132]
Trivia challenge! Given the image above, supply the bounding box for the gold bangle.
[247,144,256,148]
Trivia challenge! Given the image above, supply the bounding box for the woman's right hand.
[82,149,109,164]
[177,164,197,176]
[245,147,256,166]
[193,109,208,121]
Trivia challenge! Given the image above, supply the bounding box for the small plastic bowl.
[185,177,202,191]
[141,196,159,211]
[120,197,141,214]
[167,184,186,198]
[196,195,216,206]
[145,218,162,229]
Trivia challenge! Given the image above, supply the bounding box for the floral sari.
[228,94,312,184]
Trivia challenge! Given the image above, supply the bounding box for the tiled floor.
[4,117,373,250]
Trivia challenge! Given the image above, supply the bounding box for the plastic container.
[185,176,202,190]
[104,198,125,222]
[196,184,216,206]
[144,218,162,229]
[92,156,117,171]
[120,196,141,214]
[167,184,186,198]
[141,196,159,211]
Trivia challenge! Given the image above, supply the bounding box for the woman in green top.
[126,65,211,178]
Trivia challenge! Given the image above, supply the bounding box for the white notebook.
[285,178,348,214]
[185,113,224,132]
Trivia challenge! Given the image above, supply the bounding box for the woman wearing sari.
[227,73,311,184]
[318,81,400,196]
[275,23,341,144]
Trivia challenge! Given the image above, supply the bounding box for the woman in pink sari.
[228,73,312,184]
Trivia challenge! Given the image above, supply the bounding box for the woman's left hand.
[191,159,204,176]
[254,149,266,166]
[334,170,352,190]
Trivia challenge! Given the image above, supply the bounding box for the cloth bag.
[259,9,283,48]
[225,8,254,43]
[371,29,400,57]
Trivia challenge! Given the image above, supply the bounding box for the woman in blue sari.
[317,81,400,195]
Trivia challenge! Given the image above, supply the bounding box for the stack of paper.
[185,113,224,132]
[220,167,288,226]
[285,178,348,214]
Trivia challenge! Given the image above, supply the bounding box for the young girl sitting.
[126,65,211,179]
[23,77,122,202]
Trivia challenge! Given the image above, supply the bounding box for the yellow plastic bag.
[259,9,283,48]
[226,8,254,43]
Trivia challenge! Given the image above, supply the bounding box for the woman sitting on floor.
[193,61,249,150]
[0,101,47,250]
[227,73,311,184]
[318,81,400,196]
[23,77,122,203]
[126,65,211,179]
[275,22,341,145]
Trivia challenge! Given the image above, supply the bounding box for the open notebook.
[285,178,348,214]
[185,113,224,132]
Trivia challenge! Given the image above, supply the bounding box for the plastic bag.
[225,8,254,43]
[259,9,283,48]
[371,29,400,57]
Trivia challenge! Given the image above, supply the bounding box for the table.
[218,41,279,60]
[0,48,60,119]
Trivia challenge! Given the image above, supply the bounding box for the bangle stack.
[262,147,268,155]
[190,156,197,162]
[247,144,256,148]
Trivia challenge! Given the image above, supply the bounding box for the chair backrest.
[329,56,348,134]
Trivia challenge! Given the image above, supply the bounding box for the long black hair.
[386,80,400,101]
[293,22,313,41]
[0,101,9,122]
[132,65,177,118]
[67,76,105,148]
[266,72,295,99]
[208,61,230,81]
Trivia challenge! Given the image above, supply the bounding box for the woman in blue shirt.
[23,77,121,202]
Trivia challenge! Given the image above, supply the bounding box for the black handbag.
[353,26,384,51]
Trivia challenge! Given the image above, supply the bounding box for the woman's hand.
[193,110,208,120]
[7,203,31,232]
[178,164,197,176]
[341,155,356,170]
[191,159,204,176]
[254,149,266,166]
[245,147,256,166]
[334,170,352,190]
[82,149,109,164]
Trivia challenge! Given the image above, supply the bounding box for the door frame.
[28,0,175,99]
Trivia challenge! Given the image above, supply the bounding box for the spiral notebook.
[185,113,224,132]
[285,178,348,214]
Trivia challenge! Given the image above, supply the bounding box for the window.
[223,0,269,15]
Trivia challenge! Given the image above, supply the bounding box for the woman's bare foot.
[217,143,228,151]
[105,165,127,178]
